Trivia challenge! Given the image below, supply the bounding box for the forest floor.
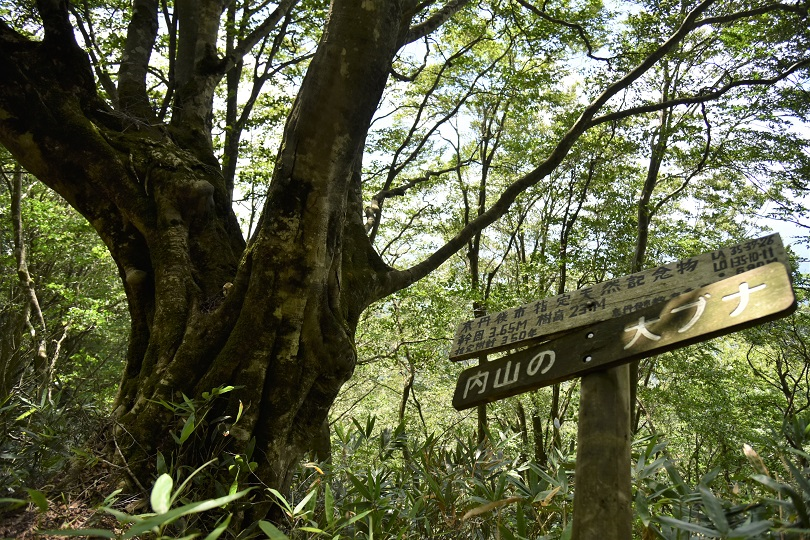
[0,499,120,539]
[0,458,129,539]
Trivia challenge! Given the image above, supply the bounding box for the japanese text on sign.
[450,234,787,360]
[452,262,796,410]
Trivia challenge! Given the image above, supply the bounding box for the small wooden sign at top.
[450,234,788,361]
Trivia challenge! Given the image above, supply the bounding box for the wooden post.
[571,365,632,539]
[477,353,487,444]
[448,235,796,538]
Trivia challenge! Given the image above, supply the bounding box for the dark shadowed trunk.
[0,0,413,503]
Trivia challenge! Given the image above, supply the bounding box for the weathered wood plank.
[452,262,796,410]
[450,233,787,360]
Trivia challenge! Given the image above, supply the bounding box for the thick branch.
[377,0,721,298]
[591,59,810,126]
[70,4,119,106]
[21,2,98,101]
[700,1,808,25]
[36,0,76,46]
[402,0,472,45]
[0,18,28,48]
[119,0,159,118]
[226,0,298,72]
[170,0,227,153]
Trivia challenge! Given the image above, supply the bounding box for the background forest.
[1,0,810,538]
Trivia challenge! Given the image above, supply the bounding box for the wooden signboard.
[452,262,796,410]
[450,234,788,361]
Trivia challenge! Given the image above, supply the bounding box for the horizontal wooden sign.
[450,234,787,360]
[452,262,796,410]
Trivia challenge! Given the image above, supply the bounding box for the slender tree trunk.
[532,411,547,466]
[629,102,671,433]
[10,165,52,400]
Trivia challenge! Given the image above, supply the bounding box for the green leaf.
[783,456,810,498]
[258,520,289,539]
[298,526,325,533]
[752,473,787,493]
[516,503,527,537]
[267,488,293,514]
[202,513,232,540]
[634,490,651,526]
[229,475,238,496]
[245,436,256,460]
[700,468,722,487]
[181,392,194,408]
[560,521,573,540]
[698,485,730,535]
[15,407,37,421]
[179,412,197,444]
[0,497,27,509]
[292,489,316,516]
[236,399,244,423]
[657,515,721,537]
[100,488,123,508]
[123,488,252,539]
[171,458,218,507]
[344,509,373,527]
[729,520,772,537]
[751,473,808,524]
[324,483,335,527]
[151,473,173,514]
[24,488,48,512]
[100,505,139,523]
[347,472,373,500]
[664,462,690,496]
[39,529,118,538]
[156,451,167,475]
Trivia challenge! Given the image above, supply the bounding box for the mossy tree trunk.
[0,0,439,496]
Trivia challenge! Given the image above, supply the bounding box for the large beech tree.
[0,0,808,531]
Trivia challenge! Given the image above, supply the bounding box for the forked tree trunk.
[0,1,409,508]
[113,2,410,496]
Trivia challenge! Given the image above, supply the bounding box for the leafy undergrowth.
[0,458,129,540]
[2,388,809,539]
[0,499,121,539]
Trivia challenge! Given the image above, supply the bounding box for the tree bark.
[114,0,409,496]
[0,0,408,507]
